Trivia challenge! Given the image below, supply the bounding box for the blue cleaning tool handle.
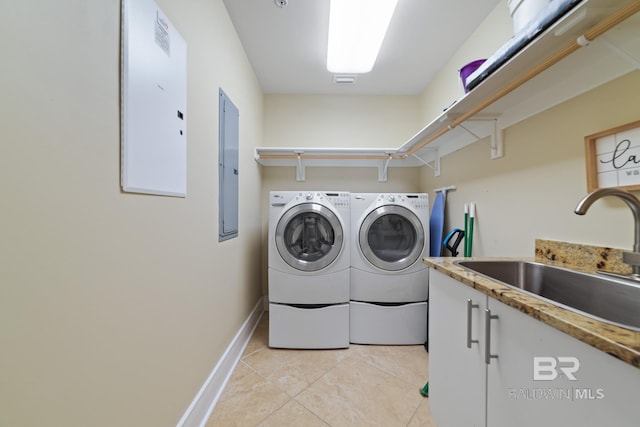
[443,228,465,257]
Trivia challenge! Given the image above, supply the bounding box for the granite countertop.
[423,239,640,369]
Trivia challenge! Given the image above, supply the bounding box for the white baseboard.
[176,296,265,427]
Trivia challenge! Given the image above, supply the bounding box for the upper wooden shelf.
[256,0,640,180]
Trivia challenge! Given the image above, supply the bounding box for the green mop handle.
[464,203,469,257]
[468,202,475,257]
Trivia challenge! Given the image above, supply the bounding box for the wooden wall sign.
[585,120,640,192]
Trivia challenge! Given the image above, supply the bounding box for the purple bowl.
[459,59,486,93]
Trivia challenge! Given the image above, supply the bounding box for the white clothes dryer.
[268,191,350,349]
[350,193,429,345]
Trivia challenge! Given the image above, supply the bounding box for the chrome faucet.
[575,188,640,277]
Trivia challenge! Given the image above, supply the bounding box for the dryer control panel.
[376,193,429,210]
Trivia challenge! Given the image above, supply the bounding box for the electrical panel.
[121,0,187,197]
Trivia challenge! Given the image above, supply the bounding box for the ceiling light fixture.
[327,0,398,74]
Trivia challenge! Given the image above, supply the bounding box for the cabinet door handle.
[466,299,479,348]
[485,308,499,365]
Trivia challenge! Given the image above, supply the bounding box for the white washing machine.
[268,191,350,349]
[350,193,429,345]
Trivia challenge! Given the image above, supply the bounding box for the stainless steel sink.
[455,260,640,330]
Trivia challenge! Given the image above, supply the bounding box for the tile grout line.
[406,396,428,427]
[242,344,343,425]
[232,353,296,426]
[353,350,429,391]
[291,366,339,427]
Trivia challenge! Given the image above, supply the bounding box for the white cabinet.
[429,269,638,427]
[429,270,487,427]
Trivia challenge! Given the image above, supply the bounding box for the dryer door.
[359,205,424,271]
[275,202,344,272]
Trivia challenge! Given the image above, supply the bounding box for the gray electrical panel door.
[218,89,239,241]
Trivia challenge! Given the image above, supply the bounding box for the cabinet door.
[429,270,487,427]
[487,298,638,427]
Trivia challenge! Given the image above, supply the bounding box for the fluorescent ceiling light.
[327,0,398,74]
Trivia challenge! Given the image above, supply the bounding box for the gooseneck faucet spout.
[575,188,640,276]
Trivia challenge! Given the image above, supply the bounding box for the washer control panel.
[406,193,429,210]
[323,192,350,208]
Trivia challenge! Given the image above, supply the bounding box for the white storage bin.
[507,0,552,33]
[349,301,428,345]
[269,303,349,349]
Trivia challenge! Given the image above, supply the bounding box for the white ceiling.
[222,0,503,95]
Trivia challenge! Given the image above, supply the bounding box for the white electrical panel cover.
[121,0,187,197]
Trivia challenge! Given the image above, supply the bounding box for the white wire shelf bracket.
[457,117,504,160]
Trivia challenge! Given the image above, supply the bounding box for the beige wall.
[420,70,640,256]
[264,94,420,148]
[0,1,263,426]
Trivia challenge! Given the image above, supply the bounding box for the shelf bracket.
[459,117,504,160]
[378,155,393,182]
[295,152,305,181]
[412,149,440,177]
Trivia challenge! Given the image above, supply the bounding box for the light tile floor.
[206,313,438,427]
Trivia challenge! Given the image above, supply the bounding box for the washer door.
[275,202,344,272]
[359,205,424,271]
